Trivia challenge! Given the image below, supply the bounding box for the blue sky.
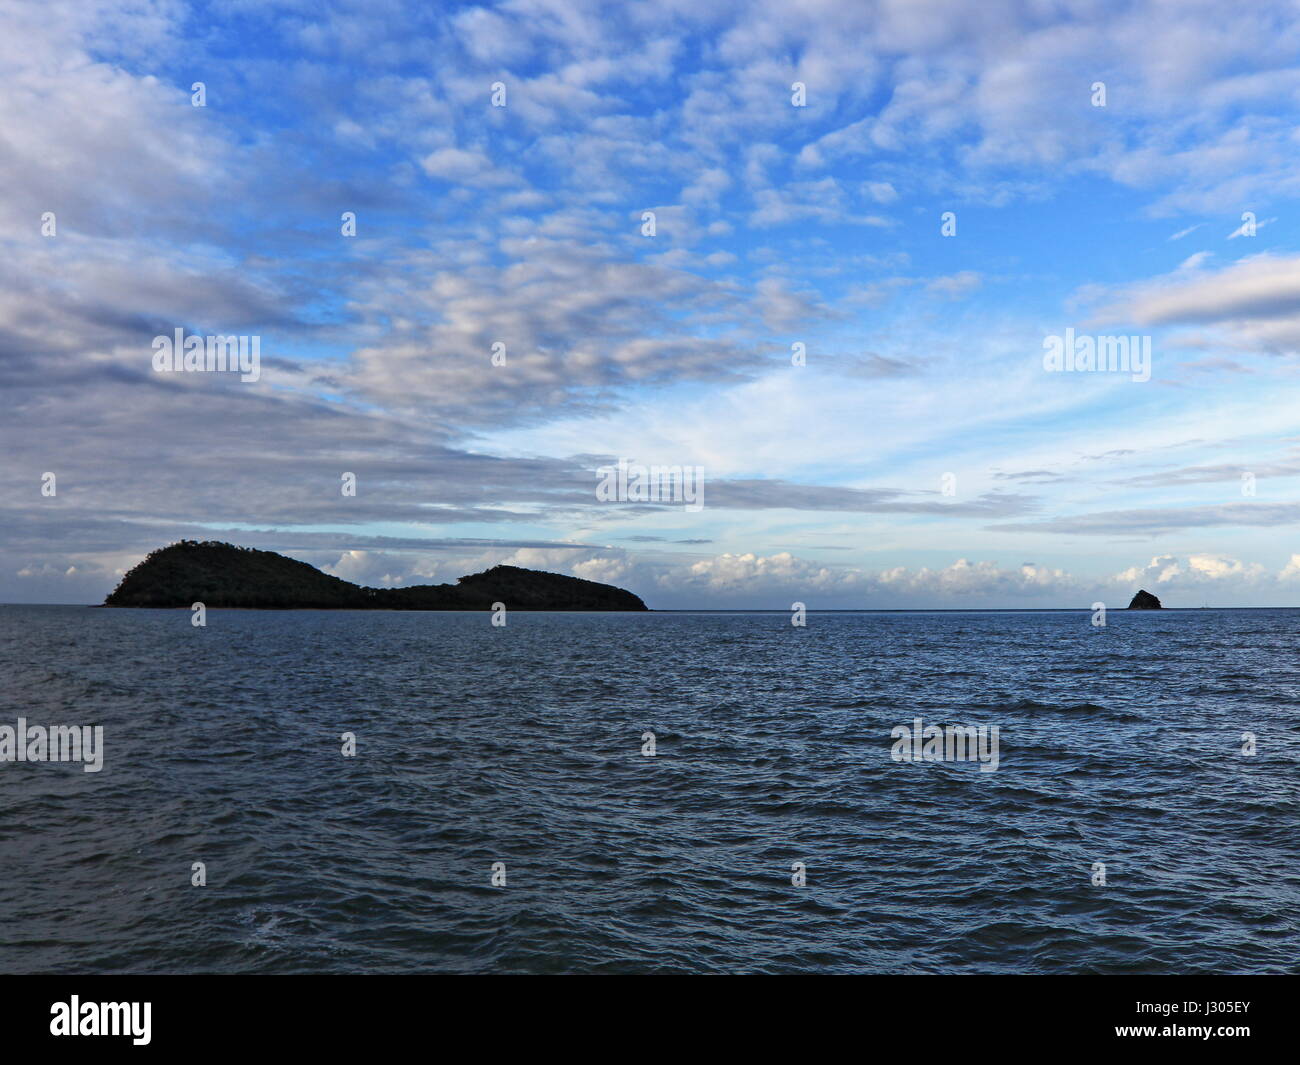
[6,0,1300,607]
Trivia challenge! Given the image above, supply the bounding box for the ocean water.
[1,604,1297,975]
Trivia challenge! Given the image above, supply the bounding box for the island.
[1127,589,1162,610]
[103,541,648,611]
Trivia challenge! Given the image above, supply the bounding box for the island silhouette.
[1127,589,1162,609]
[103,541,647,611]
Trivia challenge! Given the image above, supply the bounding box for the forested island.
[103,541,648,611]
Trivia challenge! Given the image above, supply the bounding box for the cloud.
[1112,457,1300,488]
[0,2,233,238]
[419,147,515,186]
[993,502,1300,536]
[1093,254,1300,352]
[344,236,771,422]
[924,271,983,299]
[704,479,1037,516]
[753,276,839,331]
[675,552,1081,606]
[322,549,439,586]
[571,556,632,585]
[749,178,888,228]
[1111,553,1268,587]
[836,353,922,378]
[1107,254,1300,325]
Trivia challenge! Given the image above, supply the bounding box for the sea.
[1,604,1296,974]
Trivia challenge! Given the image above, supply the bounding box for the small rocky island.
[1127,589,1162,610]
[104,541,648,611]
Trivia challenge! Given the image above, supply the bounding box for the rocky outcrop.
[1127,589,1162,610]
[104,541,648,611]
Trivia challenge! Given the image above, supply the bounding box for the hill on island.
[103,541,648,611]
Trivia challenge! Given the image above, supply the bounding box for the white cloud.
[677,552,1079,604]
[1111,554,1268,588]
[419,147,514,185]
[1093,254,1300,354]
[323,550,440,587]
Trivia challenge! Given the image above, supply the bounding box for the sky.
[5,0,1300,609]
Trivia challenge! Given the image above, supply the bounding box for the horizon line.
[2,603,1295,613]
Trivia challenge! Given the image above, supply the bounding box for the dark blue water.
[1,605,1296,973]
